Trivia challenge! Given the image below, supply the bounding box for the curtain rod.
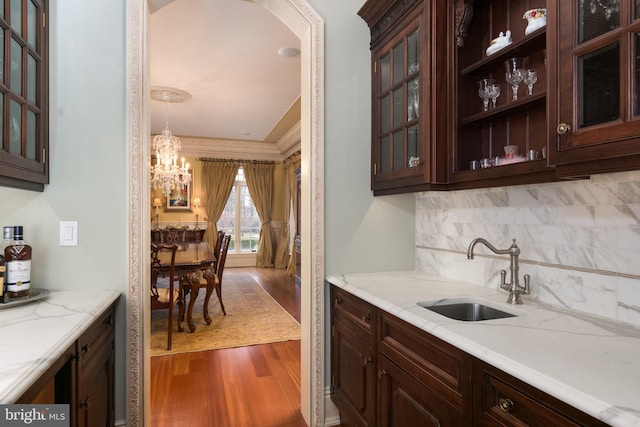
[198,158,276,165]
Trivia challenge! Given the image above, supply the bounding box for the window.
[217,167,261,253]
[0,0,48,190]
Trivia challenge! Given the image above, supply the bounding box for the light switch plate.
[59,221,78,246]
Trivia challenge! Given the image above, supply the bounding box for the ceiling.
[148,0,302,159]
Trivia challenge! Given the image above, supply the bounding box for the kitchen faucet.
[467,238,530,304]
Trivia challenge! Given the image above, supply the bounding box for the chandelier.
[150,86,192,197]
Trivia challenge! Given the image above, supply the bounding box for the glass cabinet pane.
[393,87,404,128]
[578,0,620,44]
[381,136,390,173]
[11,37,21,94]
[0,31,4,83]
[393,43,403,85]
[393,131,404,170]
[10,0,21,35]
[380,53,390,92]
[407,126,418,159]
[380,94,390,133]
[408,78,418,120]
[27,53,35,103]
[27,0,35,48]
[26,109,35,160]
[579,42,620,127]
[635,33,640,117]
[9,99,21,155]
[407,30,418,75]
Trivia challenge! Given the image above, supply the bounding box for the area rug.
[150,272,300,357]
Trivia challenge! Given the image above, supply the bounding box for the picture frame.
[165,170,193,211]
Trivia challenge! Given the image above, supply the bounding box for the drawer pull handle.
[334,297,342,305]
[362,357,372,366]
[378,369,387,378]
[499,398,514,412]
[361,314,371,323]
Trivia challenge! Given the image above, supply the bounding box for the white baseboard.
[324,387,341,426]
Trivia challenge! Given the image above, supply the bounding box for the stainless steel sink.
[418,298,519,321]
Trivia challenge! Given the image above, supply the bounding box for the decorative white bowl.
[523,8,546,35]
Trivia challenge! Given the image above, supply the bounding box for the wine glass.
[488,83,500,109]
[504,57,526,101]
[477,78,495,112]
[523,69,538,95]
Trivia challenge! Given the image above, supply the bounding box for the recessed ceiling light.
[278,47,300,57]
[240,131,251,136]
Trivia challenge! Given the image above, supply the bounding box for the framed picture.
[165,170,193,211]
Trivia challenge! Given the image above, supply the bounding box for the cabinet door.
[550,0,640,176]
[378,355,464,427]
[331,317,376,427]
[77,336,114,427]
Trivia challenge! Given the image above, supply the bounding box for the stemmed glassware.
[504,57,527,101]
[488,83,501,109]
[523,69,538,95]
[477,78,495,111]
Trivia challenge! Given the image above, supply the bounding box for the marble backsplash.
[415,170,640,327]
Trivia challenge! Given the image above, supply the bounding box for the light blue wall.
[0,0,128,420]
[313,0,417,276]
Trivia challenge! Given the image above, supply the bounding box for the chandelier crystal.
[150,87,192,197]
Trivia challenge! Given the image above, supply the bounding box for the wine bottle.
[5,226,31,300]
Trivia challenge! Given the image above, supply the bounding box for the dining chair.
[163,227,187,244]
[150,243,179,350]
[213,230,225,270]
[179,234,231,325]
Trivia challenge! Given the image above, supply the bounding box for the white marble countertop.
[326,271,640,427]
[0,289,121,403]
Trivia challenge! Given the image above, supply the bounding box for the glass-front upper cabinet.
[0,0,48,191]
[551,0,640,175]
[359,0,448,196]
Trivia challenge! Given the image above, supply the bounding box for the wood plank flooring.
[150,267,307,427]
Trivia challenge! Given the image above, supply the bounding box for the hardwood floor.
[150,267,307,427]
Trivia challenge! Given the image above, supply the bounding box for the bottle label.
[6,260,31,291]
[0,265,4,296]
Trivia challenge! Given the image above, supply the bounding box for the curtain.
[201,161,239,251]
[275,152,300,270]
[243,162,275,268]
[286,155,301,277]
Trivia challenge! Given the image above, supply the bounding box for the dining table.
[155,241,216,333]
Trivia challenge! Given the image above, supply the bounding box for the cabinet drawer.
[474,360,608,426]
[77,307,114,370]
[378,313,471,412]
[331,287,375,337]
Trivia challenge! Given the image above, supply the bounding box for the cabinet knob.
[334,297,342,305]
[557,123,572,135]
[362,356,373,366]
[378,369,387,378]
[498,398,514,412]
[80,397,91,409]
[361,314,371,323]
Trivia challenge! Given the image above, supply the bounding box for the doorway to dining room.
[127,0,325,425]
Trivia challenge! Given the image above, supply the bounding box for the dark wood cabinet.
[330,285,607,426]
[17,304,115,427]
[549,0,640,178]
[359,0,449,196]
[331,287,376,427]
[378,313,470,426]
[473,359,608,426]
